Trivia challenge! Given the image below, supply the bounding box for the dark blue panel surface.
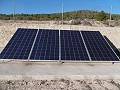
[81,31,119,61]
[0,28,37,59]
[60,30,90,61]
[30,29,59,60]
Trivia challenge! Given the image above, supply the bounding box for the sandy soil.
[0,79,120,90]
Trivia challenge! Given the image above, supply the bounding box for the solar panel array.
[0,28,119,62]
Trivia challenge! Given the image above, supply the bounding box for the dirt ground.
[0,79,120,90]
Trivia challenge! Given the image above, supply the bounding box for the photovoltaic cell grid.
[0,28,119,62]
[60,30,90,61]
[81,31,119,61]
[0,28,37,59]
[30,29,59,60]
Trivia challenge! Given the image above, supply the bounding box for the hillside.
[0,10,120,21]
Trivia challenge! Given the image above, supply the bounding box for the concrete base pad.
[0,61,120,80]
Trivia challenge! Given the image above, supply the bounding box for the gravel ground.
[0,79,120,90]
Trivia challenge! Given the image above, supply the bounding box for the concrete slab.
[0,62,120,80]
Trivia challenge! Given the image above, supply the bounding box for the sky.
[0,0,120,14]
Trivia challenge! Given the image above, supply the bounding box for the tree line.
[0,10,120,21]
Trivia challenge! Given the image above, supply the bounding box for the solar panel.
[0,28,119,62]
[30,29,59,60]
[0,28,38,59]
[81,31,119,61]
[60,30,90,61]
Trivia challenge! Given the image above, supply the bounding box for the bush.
[95,11,108,21]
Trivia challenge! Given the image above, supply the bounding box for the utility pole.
[12,0,15,21]
[109,6,112,27]
[62,4,64,29]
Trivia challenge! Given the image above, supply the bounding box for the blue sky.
[0,0,120,14]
